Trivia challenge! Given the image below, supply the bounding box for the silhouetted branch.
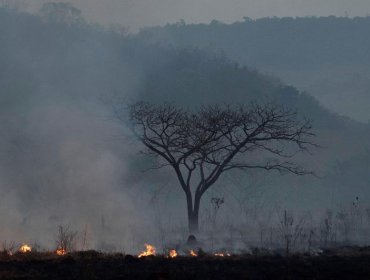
[115,101,317,231]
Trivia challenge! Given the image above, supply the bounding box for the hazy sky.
[27,0,370,31]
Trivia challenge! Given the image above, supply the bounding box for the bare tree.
[115,101,316,233]
[55,225,78,253]
[277,210,306,255]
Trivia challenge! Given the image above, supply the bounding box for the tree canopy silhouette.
[116,101,317,233]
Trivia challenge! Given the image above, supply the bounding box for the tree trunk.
[187,192,201,234]
[188,210,199,234]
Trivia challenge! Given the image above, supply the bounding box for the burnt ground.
[1,248,370,280]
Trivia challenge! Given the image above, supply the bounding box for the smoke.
[0,86,141,248]
[0,6,152,251]
[1,4,370,254]
[0,6,190,252]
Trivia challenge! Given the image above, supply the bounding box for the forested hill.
[1,7,370,209]
[0,7,369,159]
[138,17,370,122]
[0,8,339,127]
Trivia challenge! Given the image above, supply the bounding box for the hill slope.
[139,17,370,122]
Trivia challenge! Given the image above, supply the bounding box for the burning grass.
[0,247,370,279]
[19,244,32,253]
[138,244,156,258]
[1,238,370,280]
[168,249,177,258]
[55,247,67,256]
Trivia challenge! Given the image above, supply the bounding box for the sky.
[26,0,370,31]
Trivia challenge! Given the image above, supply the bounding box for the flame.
[189,250,197,257]
[214,252,231,257]
[56,247,67,256]
[19,244,32,253]
[169,249,177,258]
[138,244,156,258]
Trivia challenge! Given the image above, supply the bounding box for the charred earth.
[1,247,370,279]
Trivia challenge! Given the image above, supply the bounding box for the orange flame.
[189,250,197,257]
[56,247,67,256]
[138,244,156,258]
[19,244,32,253]
[169,249,177,258]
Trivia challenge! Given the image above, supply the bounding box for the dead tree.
[115,101,316,233]
[55,225,78,253]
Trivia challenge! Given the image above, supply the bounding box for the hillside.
[139,17,370,122]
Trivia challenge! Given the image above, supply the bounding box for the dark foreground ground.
[1,247,370,280]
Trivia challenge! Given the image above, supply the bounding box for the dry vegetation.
[1,248,370,279]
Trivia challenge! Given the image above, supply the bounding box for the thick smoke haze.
[25,0,370,30]
[1,2,370,254]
